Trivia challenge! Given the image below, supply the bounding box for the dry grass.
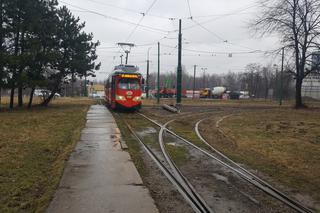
[142,98,320,108]
[0,98,95,212]
[213,109,320,204]
[0,96,43,106]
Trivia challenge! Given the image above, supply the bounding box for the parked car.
[34,89,60,98]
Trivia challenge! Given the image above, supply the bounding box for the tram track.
[116,113,213,213]
[159,121,213,213]
[138,112,313,213]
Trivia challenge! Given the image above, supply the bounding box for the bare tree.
[252,0,320,108]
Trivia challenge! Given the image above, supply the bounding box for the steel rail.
[138,113,313,213]
[159,121,213,213]
[195,118,313,213]
[120,117,207,213]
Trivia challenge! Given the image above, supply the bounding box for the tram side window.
[118,78,140,90]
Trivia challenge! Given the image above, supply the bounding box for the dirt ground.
[209,109,320,209]
[137,101,319,212]
[114,113,194,213]
[115,99,320,212]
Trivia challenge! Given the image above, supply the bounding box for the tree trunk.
[9,86,14,109]
[0,0,3,110]
[28,87,35,108]
[0,87,2,109]
[41,90,56,106]
[18,86,23,107]
[71,73,74,97]
[295,78,303,108]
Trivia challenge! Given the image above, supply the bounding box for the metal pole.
[146,59,150,99]
[203,70,205,88]
[84,71,87,97]
[146,47,151,99]
[193,65,196,99]
[280,47,284,106]
[176,19,182,105]
[157,42,160,104]
[202,68,207,88]
[125,51,129,64]
[120,55,123,65]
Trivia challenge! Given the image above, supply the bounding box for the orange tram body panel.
[105,65,142,110]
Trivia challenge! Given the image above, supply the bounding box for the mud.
[127,105,314,212]
[135,128,194,213]
[138,129,194,213]
[163,132,294,213]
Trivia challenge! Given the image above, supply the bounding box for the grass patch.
[165,144,189,166]
[0,98,94,212]
[142,98,320,109]
[215,109,320,203]
[169,119,212,150]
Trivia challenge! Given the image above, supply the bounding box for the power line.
[83,0,179,20]
[125,0,158,41]
[186,0,192,19]
[191,19,257,51]
[191,19,225,42]
[58,0,170,34]
[161,43,275,55]
[182,3,258,31]
[182,1,261,51]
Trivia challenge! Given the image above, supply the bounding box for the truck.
[200,88,211,98]
[211,87,227,99]
[200,87,227,99]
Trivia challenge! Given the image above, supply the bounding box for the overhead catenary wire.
[58,0,170,34]
[78,0,254,21]
[125,0,158,41]
[186,0,193,19]
[190,19,258,51]
[181,3,258,31]
[182,0,259,52]
[60,0,279,75]
[161,44,275,55]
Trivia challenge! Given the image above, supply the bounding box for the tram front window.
[118,78,140,90]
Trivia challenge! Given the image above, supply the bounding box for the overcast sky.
[59,0,281,80]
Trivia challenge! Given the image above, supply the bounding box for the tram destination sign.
[120,74,139,78]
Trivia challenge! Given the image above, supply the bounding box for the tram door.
[111,76,116,101]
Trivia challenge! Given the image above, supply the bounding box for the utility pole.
[193,65,197,99]
[201,67,207,88]
[157,42,160,104]
[176,19,182,106]
[146,59,150,99]
[146,47,151,99]
[279,47,284,106]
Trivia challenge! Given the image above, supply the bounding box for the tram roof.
[113,64,140,73]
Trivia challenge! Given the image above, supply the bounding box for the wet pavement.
[47,105,158,213]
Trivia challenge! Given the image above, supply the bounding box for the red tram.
[105,65,142,110]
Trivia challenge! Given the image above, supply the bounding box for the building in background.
[302,52,320,100]
[88,84,105,98]
[302,73,320,100]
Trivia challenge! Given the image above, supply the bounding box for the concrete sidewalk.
[47,105,158,213]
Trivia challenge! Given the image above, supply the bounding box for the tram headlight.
[133,96,141,102]
[116,95,126,101]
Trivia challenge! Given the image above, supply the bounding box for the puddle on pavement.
[212,173,229,184]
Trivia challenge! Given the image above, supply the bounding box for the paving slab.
[47,105,158,213]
